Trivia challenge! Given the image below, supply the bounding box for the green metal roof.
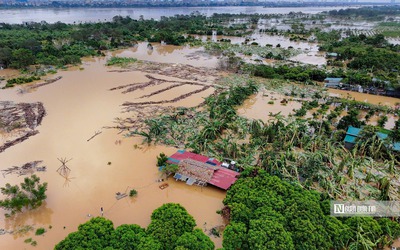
[344,135,357,144]
[345,127,400,152]
[347,126,361,137]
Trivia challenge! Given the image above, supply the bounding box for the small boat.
[115,192,128,200]
[159,183,169,190]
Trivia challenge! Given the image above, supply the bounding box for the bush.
[4,76,40,88]
[129,189,138,197]
[0,175,48,215]
[35,227,46,235]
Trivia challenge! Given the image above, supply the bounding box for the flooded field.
[237,89,302,122]
[112,43,219,68]
[0,53,225,249]
[328,88,400,108]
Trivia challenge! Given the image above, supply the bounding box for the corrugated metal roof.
[377,132,388,140]
[209,168,239,190]
[168,150,221,166]
[344,135,357,144]
[347,126,361,136]
[325,77,343,81]
[168,150,238,190]
[344,127,400,152]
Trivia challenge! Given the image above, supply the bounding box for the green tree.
[223,222,249,250]
[325,216,351,250]
[147,203,196,250]
[223,171,333,250]
[10,48,36,68]
[0,47,12,68]
[111,224,146,250]
[175,228,214,250]
[156,152,169,167]
[137,236,162,250]
[0,174,47,215]
[55,217,114,250]
[248,218,294,250]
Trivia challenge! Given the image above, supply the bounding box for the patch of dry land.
[0,53,226,249]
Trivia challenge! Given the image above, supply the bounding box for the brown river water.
[0,48,224,249]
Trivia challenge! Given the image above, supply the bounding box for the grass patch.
[24,238,32,243]
[106,57,137,67]
[268,101,274,105]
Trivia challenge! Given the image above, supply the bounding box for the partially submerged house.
[344,126,400,152]
[324,77,343,88]
[168,150,240,190]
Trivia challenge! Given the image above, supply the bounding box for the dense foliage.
[0,13,254,69]
[55,203,214,250]
[318,34,400,87]
[223,170,400,250]
[328,6,400,20]
[249,64,327,83]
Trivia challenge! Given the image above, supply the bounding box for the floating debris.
[159,183,169,190]
[0,101,46,153]
[86,130,102,142]
[1,161,45,177]
[115,192,128,200]
[18,76,62,94]
[57,158,72,178]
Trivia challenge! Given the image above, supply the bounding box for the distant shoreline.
[0,2,388,10]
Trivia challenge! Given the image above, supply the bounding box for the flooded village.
[1,4,400,250]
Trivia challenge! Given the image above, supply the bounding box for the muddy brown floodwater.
[112,43,219,68]
[0,52,225,249]
[328,89,400,108]
[237,90,302,122]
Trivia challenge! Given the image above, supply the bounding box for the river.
[0,6,356,24]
